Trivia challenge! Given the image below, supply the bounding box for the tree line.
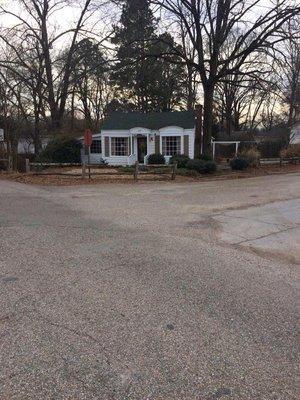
[0,0,299,157]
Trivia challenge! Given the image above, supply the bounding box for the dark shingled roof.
[101,111,196,130]
[216,131,255,142]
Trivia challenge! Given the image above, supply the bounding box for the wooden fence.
[259,157,300,165]
[133,161,177,181]
[27,160,178,181]
[0,157,12,170]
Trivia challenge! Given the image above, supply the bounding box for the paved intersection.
[0,173,299,399]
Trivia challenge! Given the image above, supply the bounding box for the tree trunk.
[194,104,203,158]
[225,93,234,137]
[33,130,42,156]
[225,110,232,137]
[50,114,61,133]
[186,66,195,110]
[234,105,240,131]
[71,88,75,133]
[202,85,214,155]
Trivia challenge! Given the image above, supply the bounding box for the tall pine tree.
[111,0,157,112]
[111,0,188,112]
[149,33,188,111]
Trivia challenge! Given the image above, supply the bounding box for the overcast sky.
[0,0,116,50]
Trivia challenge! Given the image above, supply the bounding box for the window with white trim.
[111,137,128,156]
[162,136,181,156]
[90,140,102,154]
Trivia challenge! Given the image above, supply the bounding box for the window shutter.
[184,135,189,156]
[127,138,130,156]
[104,137,110,157]
[155,135,160,154]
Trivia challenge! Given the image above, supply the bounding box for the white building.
[82,110,197,166]
[290,122,300,144]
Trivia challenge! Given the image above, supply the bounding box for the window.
[162,136,181,156]
[111,137,128,156]
[90,140,102,154]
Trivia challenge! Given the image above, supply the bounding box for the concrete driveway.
[0,173,299,399]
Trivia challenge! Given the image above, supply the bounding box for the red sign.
[84,129,93,147]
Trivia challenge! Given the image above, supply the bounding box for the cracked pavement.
[0,173,299,399]
[214,198,300,264]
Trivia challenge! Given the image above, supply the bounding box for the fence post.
[25,158,30,173]
[134,161,139,181]
[8,155,12,171]
[171,162,177,180]
[82,161,86,178]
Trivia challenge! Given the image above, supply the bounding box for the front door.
[137,137,147,163]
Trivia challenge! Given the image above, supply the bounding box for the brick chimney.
[194,104,203,158]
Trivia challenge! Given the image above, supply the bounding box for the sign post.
[0,129,7,169]
[84,129,93,179]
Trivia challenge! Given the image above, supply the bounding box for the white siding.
[102,156,128,166]
[82,126,195,166]
[147,135,156,155]
[159,127,195,162]
[291,124,300,144]
[80,134,104,164]
[185,129,195,159]
[88,153,104,164]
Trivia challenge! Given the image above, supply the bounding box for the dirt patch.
[0,164,299,186]
[0,168,179,186]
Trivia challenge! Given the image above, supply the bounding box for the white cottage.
[83,110,196,166]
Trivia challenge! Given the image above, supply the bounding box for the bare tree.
[67,38,112,131]
[0,67,31,167]
[0,0,109,132]
[274,15,300,125]
[178,21,198,110]
[152,0,300,155]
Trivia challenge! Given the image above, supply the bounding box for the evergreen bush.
[230,157,249,170]
[38,136,82,163]
[169,154,190,168]
[147,153,165,165]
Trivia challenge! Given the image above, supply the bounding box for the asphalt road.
[0,173,299,400]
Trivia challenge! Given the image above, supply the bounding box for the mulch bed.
[0,164,299,186]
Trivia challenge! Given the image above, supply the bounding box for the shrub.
[169,154,190,168]
[176,168,199,177]
[230,157,249,170]
[239,147,260,167]
[257,141,285,158]
[186,159,217,174]
[203,160,217,173]
[147,153,165,165]
[197,154,213,161]
[280,144,300,158]
[186,159,205,172]
[38,136,82,163]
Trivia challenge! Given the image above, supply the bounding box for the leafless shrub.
[240,147,261,167]
[280,144,300,158]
